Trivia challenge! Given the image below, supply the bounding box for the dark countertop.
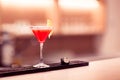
[0,61,88,77]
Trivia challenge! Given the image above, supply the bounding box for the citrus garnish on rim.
[47,19,53,38]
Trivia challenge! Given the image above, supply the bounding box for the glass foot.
[33,63,50,68]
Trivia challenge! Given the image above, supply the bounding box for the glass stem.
[40,42,44,63]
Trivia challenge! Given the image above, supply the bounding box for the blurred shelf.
[0,0,105,36]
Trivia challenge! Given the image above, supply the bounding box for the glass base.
[33,63,50,68]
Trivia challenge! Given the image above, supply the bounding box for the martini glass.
[31,26,52,68]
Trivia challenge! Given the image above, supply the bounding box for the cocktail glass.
[31,26,52,68]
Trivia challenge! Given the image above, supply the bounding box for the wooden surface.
[1,57,120,80]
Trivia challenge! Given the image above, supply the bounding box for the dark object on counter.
[0,60,89,77]
[61,57,70,65]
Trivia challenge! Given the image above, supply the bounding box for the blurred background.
[0,0,120,66]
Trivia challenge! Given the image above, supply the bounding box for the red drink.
[32,29,51,43]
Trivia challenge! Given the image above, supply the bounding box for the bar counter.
[1,57,120,80]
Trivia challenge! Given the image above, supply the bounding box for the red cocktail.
[32,29,51,43]
[31,26,52,68]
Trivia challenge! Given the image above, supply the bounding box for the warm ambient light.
[59,0,99,9]
[1,0,54,8]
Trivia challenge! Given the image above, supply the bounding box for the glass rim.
[31,26,52,30]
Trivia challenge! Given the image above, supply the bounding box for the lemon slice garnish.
[47,19,53,38]
[47,19,52,27]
